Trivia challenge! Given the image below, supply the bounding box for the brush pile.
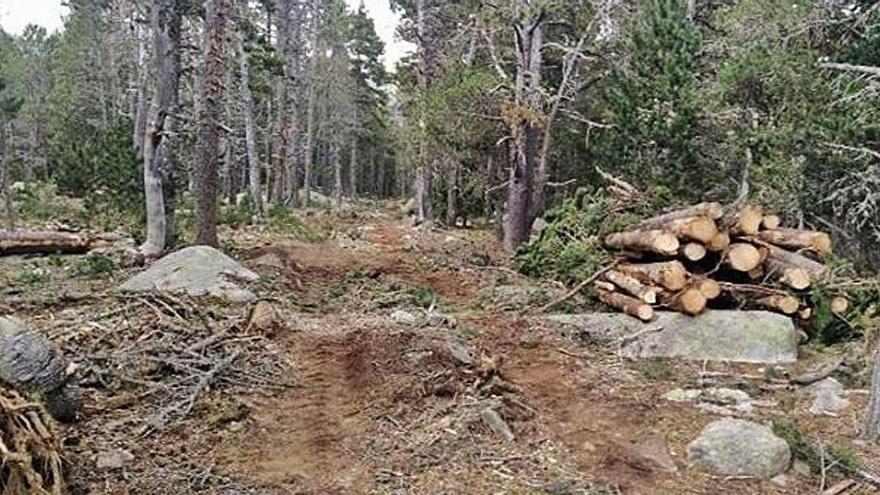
[0,387,66,495]
[596,200,847,321]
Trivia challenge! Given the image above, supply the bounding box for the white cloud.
[0,0,68,35]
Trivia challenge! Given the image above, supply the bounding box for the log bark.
[605,230,679,256]
[681,242,707,262]
[617,261,688,291]
[727,203,763,236]
[0,231,93,255]
[756,228,832,255]
[865,344,880,442]
[760,242,829,281]
[597,290,654,321]
[755,294,799,315]
[635,202,723,230]
[604,269,658,304]
[725,243,762,272]
[593,280,616,292]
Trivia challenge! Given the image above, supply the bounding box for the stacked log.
[596,202,845,320]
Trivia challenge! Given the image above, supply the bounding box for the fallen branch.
[538,263,616,313]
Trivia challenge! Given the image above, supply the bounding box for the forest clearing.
[1,0,880,494]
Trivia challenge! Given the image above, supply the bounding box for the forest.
[0,0,879,494]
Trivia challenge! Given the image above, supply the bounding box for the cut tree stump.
[727,203,763,236]
[605,230,679,256]
[695,278,721,300]
[761,215,781,230]
[756,228,832,255]
[618,261,688,291]
[597,290,654,321]
[665,287,707,316]
[681,242,707,262]
[725,243,763,272]
[707,232,731,252]
[755,294,800,315]
[663,216,719,244]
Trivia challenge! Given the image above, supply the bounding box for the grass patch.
[73,254,116,277]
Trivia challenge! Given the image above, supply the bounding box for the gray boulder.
[547,311,797,364]
[687,418,790,478]
[807,378,850,415]
[119,246,259,302]
[0,317,81,422]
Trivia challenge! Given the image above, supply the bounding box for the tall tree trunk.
[194,0,231,247]
[237,29,263,219]
[278,0,301,206]
[349,134,358,198]
[133,29,150,159]
[141,0,182,257]
[446,158,459,227]
[866,345,880,442]
[504,4,544,251]
[302,32,320,208]
[414,0,439,224]
[0,123,12,228]
[333,140,343,208]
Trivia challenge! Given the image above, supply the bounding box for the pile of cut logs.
[596,202,847,321]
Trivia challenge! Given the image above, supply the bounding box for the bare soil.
[1,202,878,494]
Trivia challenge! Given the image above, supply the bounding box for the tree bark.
[0,123,11,228]
[141,0,182,258]
[237,27,263,219]
[866,344,880,442]
[195,0,231,247]
[504,3,544,250]
[333,140,343,208]
[446,158,459,227]
[414,0,440,224]
[349,133,358,198]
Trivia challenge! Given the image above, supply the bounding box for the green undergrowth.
[516,186,667,286]
[804,259,880,345]
[772,421,861,475]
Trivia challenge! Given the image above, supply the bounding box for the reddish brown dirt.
[215,210,836,494]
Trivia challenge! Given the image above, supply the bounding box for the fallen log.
[0,230,93,256]
[663,287,707,315]
[755,294,800,315]
[707,232,730,252]
[727,203,763,236]
[680,242,707,262]
[617,261,688,291]
[597,290,654,321]
[831,296,850,315]
[663,216,719,244]
[761,215,781,230]
[604,269,658,304]
[758,241,830,282]
[756,228,832,255]
[605,229,679,256]
[634,202,724,230]
[725,243,763,272]
[695,278,721,300]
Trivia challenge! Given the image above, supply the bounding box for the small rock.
[481,408,515,442]
[445,339,475,365]
[246,301,281,335]
[251,253,286,270]
[808,378,850,415]
[704,387,751,406]
[391,309,419,326]
[665,388,702,402]
[633,435,678,473]
[687,418,790,478]
[793,459,811,476]
[770,474,789,487]
[96,449,135,470]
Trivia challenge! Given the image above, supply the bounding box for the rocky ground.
[1,201,879,494]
